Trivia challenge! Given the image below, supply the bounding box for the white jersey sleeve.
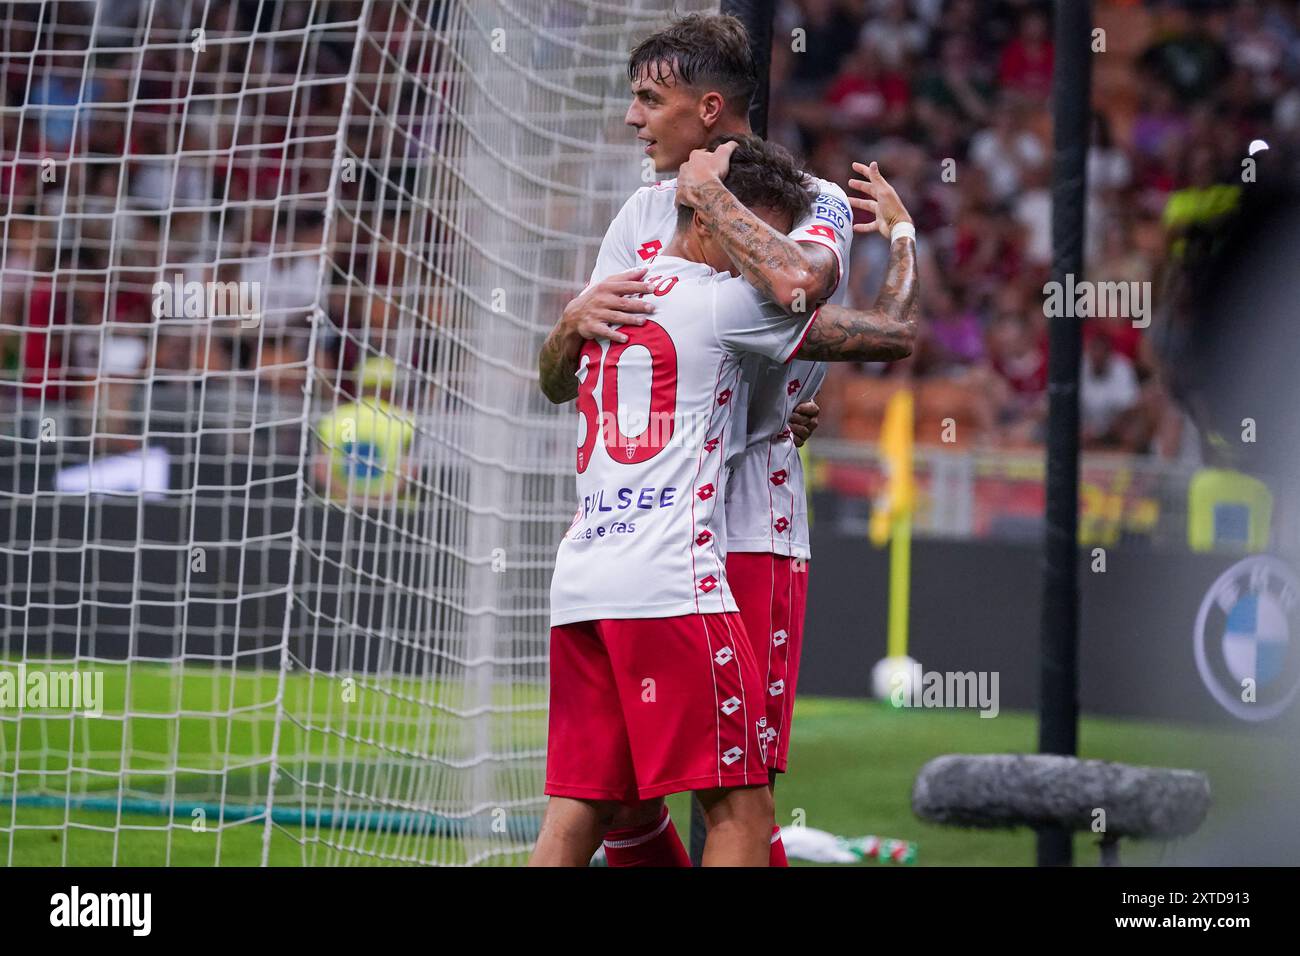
[789,180,854,300]
[712,275,816,364]
[587,188,649,286]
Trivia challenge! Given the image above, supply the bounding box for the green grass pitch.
[2,662,1261,866]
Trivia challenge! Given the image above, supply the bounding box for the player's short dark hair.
[628,14,756,116]
[679,134,815,230]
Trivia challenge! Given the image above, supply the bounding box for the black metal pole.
[691,0,777,869]
[722,0,775,138]
[1037,0,1092,867]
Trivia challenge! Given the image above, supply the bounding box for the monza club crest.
[1194,555,1300,721]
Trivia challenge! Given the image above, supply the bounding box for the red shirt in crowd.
[998,39,1054,99]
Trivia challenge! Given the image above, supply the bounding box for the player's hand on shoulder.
[848,161,913,239]
[676,140,738,208]
[562,267,655,345]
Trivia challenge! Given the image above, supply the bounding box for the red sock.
[769,825,789,867]
[602,807,691,867]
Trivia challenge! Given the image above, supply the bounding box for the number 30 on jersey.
[575,319,679,473]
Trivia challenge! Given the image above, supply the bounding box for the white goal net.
[1,0,711,866]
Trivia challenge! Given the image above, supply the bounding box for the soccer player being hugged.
[531,133,918,866]
[536,13,921,867]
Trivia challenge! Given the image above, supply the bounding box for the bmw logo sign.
[1194,555,1300,721]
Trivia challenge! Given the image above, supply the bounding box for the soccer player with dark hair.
[531,133,916,867]
[537,14,920,866]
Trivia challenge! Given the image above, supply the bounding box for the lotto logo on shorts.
[720,746,744,765]
[698,575,718,593]
[772,629,787,646]
[768,679,785,697]
[720,696,741,715]
[714,646,734,666]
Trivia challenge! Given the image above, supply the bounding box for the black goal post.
[1037,0,1092,867]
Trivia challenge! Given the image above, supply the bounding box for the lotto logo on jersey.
[703,437,720,454]
[695,529,713,546]
[805,224,836,241]
[698,575,718,593]
[637,240,662,261]
[787,379,801,396]
[774,516,790,533]
[770,469,788,486]
[697,483,716,501]
[716,388,732,406]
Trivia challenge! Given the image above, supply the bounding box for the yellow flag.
[869,388,914,547]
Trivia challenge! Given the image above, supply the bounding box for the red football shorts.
[725,552,809,773]
[545,612,770,802]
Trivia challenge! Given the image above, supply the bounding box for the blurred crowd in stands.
[0,0,415,469]
[769,0,1300,456]
[2,0,1298,470]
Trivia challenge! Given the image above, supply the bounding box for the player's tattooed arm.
[796,236,918,362]
[795,159,918,362]
[687,179,837,312]
[538,267,654,404]
[677,142,837,313]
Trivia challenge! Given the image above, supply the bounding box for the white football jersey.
[549,255,815,626]
[587,176,853,560]
[724,357,828,559]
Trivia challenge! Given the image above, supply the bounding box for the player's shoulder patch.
[807,177,851,228]
[809,175,847,199]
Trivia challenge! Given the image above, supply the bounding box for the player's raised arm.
[795,161,919,363]
[677,140,839,315]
